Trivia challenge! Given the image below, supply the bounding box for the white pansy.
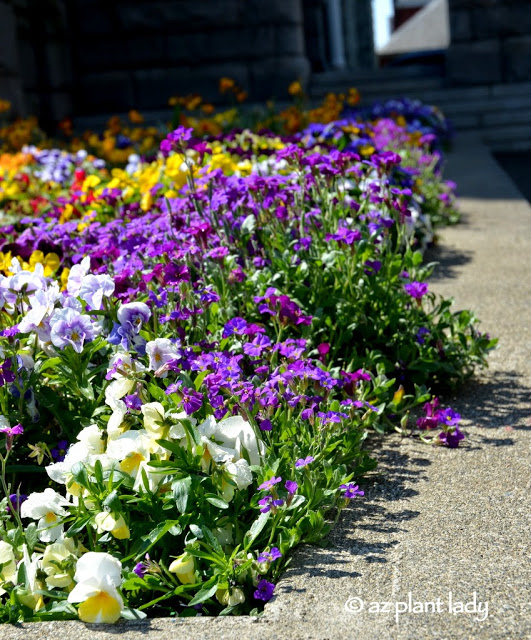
[145,338,179,372]
[198,414,264,467]
[42,538,78,589]
[20,488,71,542]
[0,541,16,595]
[78,274,115,310]
[67,552,124,624]
[66,256,90,296]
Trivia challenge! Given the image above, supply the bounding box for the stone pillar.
[326,0,347,69]
[447,0,531,85]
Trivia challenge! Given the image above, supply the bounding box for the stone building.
[0,0,531,145]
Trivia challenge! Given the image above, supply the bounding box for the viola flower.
[50,439,69,462]
[257,547,282,564]
[20,488,71,542]
[145,338,179,372]
[166,382,203,415]
[7,493,27,513]
[285,480,298,495]
[0,359,16,387]
[416,327,430,344]
[404,281,429,300]
[254,579,275,602]
[222,317,248,338]
[258,476,282,491]
[437,408,461,427]
[416,397,440,430]
[439,426,465,448]
[78,274,115,309]
[258,495,284,513]
[117,301,151,334]
[67,552,124,624]
[295,456,314,469]
[50,307,97,353]
[340,483,365,499]
[0,417,23,451]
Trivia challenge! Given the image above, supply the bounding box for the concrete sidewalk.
[3,135,530,639]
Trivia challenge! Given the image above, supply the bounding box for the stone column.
[326,0,347,69]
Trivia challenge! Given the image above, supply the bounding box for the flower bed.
[0,105,495,623]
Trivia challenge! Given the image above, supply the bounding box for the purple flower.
[439,427,465,448]
[50,307,97,353]
[124,393,142,411]
[416,397,440,430]
[254,579,275,602]
[437,408,461,427]
[404,281,429,300]
[259,419,272,432]
[257,547,282,564]
[285,480,298,495]
[258,495,284,513]
[416,327,430,344]
[117,301,151,334]
[364,260,382,275]
[222,317,248,338]
[317,411,348,425]
[258,476,282,491]
[133,562,146,578]
[295,456,314,469]
[340,483,364,499]
[50,439,69,462]
[7,493,27,513]
[166,383,203,415]
[0,423,24,436]
[0,360,16,387]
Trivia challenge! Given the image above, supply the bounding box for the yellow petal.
[78,591,122,624]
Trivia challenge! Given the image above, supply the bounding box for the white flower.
[66,256,90,297]
[46,424,104,488]
[145,338,179,372]
[42,538,78,589]
[78,274,115,310]
[198,414,265,467]
[105,430,151,479]
[67,552,124,624]
[0,541,16,595]
[20,488,71,542]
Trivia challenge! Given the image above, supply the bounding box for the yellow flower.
[168,553,195,584]
[288,80,303,96]
[28,442,49,465]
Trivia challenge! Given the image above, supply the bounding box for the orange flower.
[128,110,144,124]
[219,77,235,94]
[236,90,248,103]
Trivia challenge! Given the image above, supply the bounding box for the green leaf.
[244,511,270,548]
[65,514,92,538]
[205,494,229,510]
[24,523,38,553]
[172,476,192,513]
[187,581,219,607]
[121,607,147,620]
[129,520,181,561]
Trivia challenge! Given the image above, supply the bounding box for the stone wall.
[447,0,531,85]
[68,0,309,117]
